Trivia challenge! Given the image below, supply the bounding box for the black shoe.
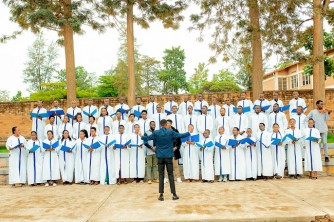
[172,193,179,200]
[325,157,330,162]
[158,194,164,201]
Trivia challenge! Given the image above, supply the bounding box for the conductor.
[142,119,190,201]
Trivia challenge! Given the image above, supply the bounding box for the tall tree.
[159,46,188,94]
[138,55,162,95]
[188,63,209,94]
[96,74,119,97]
[23,33,59,92]
[2,0,102,104]
[96,0,186,105]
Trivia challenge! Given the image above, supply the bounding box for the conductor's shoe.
[172,194,179,200]
[158,194,164,201]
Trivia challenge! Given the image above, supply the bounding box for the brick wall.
[0,90,333,140]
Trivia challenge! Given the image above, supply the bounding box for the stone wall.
[0,90,333,140]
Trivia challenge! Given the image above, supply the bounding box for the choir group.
[6,91,331,187]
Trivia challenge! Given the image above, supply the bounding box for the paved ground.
[0,177,334,222]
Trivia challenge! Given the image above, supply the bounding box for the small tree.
[0,90,10,102]
[188,63,209,94]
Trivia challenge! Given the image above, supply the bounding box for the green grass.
[0,146,8,153]
[327,133,334,144]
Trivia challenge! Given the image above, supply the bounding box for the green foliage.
[275,61,294,69]
[29,82,67,100]
[57,66,96,90]
[0,90,10,102]
[11,91,26,102]
[159,46,188,94]
[138,55,161,95]
[96,75,119,97]
[77,88,98,98]
[188,63,209,94]
[303,56,334,77]
[201,69,241,93]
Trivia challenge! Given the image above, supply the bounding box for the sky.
[0,3,229,97]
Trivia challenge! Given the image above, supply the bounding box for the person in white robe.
[44,115,59,140]
[269,92,284,113]
[58,115,73,139]
[31,100,48,141]
[231,106,249,136]
[126,114,137,134]
[167,105,184,133]
[114,97,130,120]
[42,130,60,186]
[85,127,102,185]
[58,130,76,184]
[131,97,145,121]
[228,127,246,181]
[197,106,214,140]
[270,123,285,178]
[182,124,200,182]
[291,106,308,131]
[113,125,130,184]
[49,100,64,126]
[6,126,27,186]
[73,113,87,140]
[216,108,231,136]
[163,93,178,115]
[208,96,221,120]
[112,111,127,134]
[237,92,253,127]
[183,105,198,133]
[146,95,159,119]
[82,99,99,124]
[26,131,43,185]
[214,127,230,182]
[199,130,214,182]
[129,124,145,183]
[250,105,268,135]
[256,123,273,179]
[303,119,322,179]
[85,116,98,137]
[75,129,89,184]
[253,93,271,115]
[222,98,235,118]
[268,104,288,132]
[152,104,167,130]
[97,108,113,136]
[100,126,117,185]
[98,98,114,117]
[285,118,303,179]
[66,100,82,126]
[289,91,307,116]
[138,110,151,135]
[244,128,257,180]
[193,94,209,116]
[178,94,193,116]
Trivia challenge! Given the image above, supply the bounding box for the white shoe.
[53,183,57,187]
[164,178,168,184]
[45,183,49,187]
[223,176,227,182]
[218,176,223,182]
[177,178,182,183]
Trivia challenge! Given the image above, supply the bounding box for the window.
[302,74,310,86]
[290,75,298,89]
[278,78,287,90]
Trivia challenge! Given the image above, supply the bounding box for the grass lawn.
[328,133,334,143]
[0,146,8,153]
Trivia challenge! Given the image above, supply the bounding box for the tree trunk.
[127,1,135,106]
[63,0,77,106]
[312,0,325,103]
[248,0,263,100]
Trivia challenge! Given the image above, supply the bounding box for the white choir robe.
[146,102,159,119]
[82,105,99,124]
[58,122,73,139]
[231,113,249,133]
[152,113,167,130]
[97,116,113,136]
[197,114,214,139]
[31,107,48,141]
[244,136,257,179]
[183,115,198,133]
[112,120,127,134]
[85,123,99,137]
[182,133,200,180]
[49,107,65,126]
[178,101,193,116]
[222,104,235,118]
[114,134,130,178]
[200,138,214,180]
[75,139,89,183]
[269,99,284,113]
[131,104,145,121]
[216,115,231,136]
[26,139,43,184]
[256,131,273,176]
[58,139,76,182]
[129,133,145,178]
[253,99,271,115]
[228,135,246,181]
[303,128,322,172]
[100,134,117,185]
[66,107,82,125]
[42,138,60,181]
[115,103,130,120]
[208,104,221,120]
[285,129,303,175]
[6,135,27,184]
[73,121,87,140]
[289,98,307,116]
[214,134,230,176]
[85,136,102,182]
[271,132,286,177]
[250,112,268,135]
[138,118,151,135]
[291,113,308,131]
[126,121,137,134]
[237,99,254,127]
[268,112,288,132]
[167,113,184,133]
[163,100,178,115]
[98,105,114,117]
[193,100,209,116]
[44,124,59,140]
